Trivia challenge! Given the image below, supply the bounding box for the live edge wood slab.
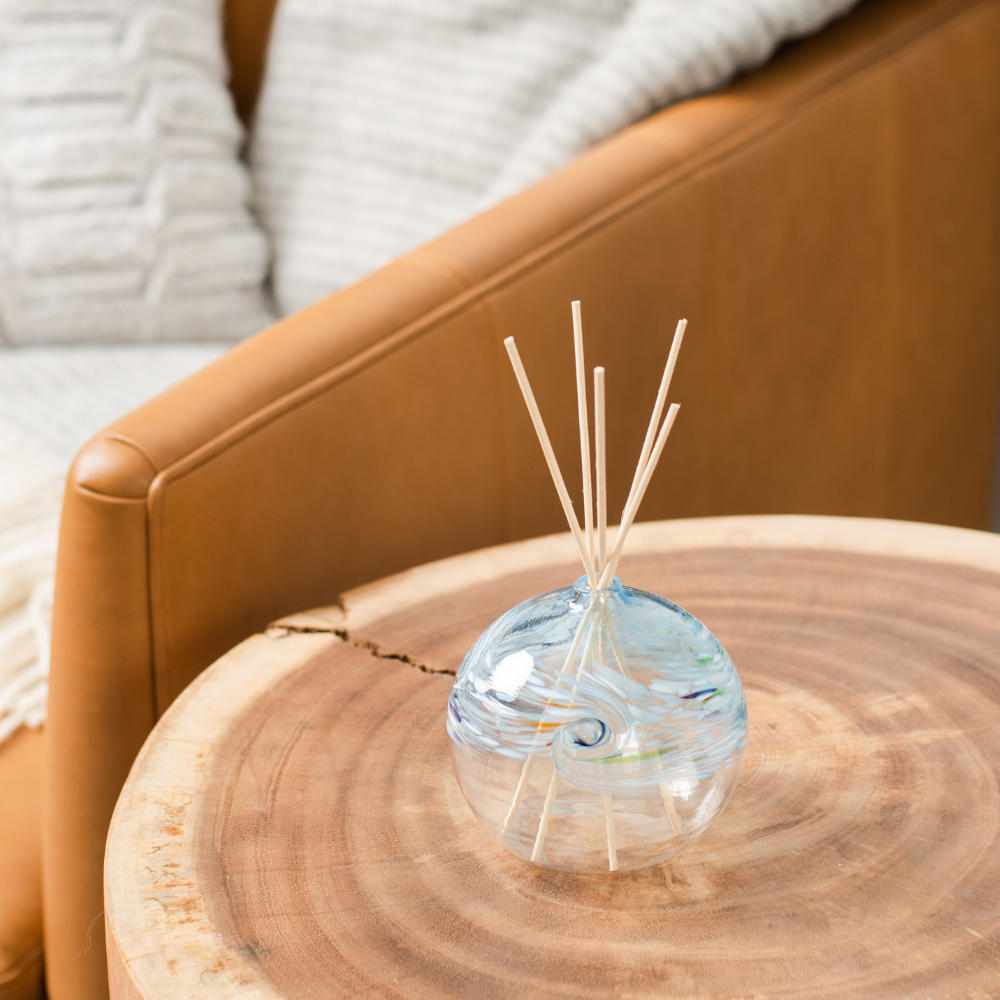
[105,515,1000,1000]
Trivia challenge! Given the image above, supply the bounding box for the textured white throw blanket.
[253,0,859,316]
[0,421,61,743]
[0,0,273,345]
[0,343,228,742]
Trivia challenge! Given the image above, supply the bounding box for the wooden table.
[105,515,1000,1000]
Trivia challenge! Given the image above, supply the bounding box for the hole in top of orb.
[569,718,608,748]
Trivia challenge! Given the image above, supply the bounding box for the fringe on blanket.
[0,419,63,745]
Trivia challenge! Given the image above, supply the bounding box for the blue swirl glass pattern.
[447,576,747,873]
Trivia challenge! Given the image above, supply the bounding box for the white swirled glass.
[447,575,747,873]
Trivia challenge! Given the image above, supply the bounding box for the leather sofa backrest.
[223,0,281,125]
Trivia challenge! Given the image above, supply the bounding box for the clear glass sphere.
[447,576,747,873]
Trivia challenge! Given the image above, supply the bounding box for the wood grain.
[105,516,1000,1000]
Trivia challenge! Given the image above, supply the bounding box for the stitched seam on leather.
[73,434,159,498]
[406,249,477,290]
[103,432,160,474]
[632,123,702,162]
[67,482,158,719]
[143,0,987,503]
[73,484,146,504]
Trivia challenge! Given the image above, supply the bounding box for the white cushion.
[0,0,273,345]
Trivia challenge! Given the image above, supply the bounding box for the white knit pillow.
[252,0,857,317]
[0,0,273,345]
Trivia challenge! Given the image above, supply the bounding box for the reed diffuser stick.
[660,783,683,837]
[530,598,606,862]
[599,403,680,589]
[532,771,560,861]
[594,366,607,575]
[572,302,595,567]
[603,791,618,871]
[501,756,533,836]
[504,598,600,840]
[624,319,686,515]
[605,613,633,680]
[504,337,597,584]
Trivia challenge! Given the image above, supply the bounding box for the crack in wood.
[266,624,456,677]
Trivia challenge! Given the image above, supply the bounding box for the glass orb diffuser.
[455,302,746,872]
[448,575,747,873]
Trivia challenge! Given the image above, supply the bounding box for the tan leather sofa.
[1,0,998,997]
